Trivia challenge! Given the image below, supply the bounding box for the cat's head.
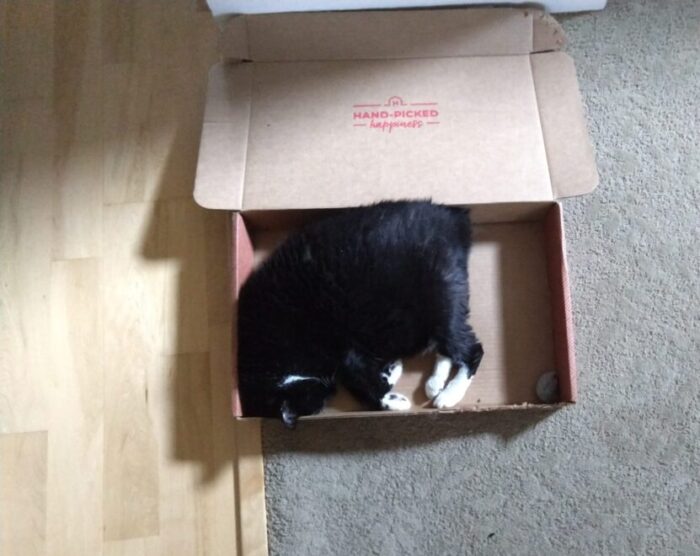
[239,372,335,429]
[277,378,335,428]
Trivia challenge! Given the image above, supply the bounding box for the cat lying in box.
[238,200,484,428]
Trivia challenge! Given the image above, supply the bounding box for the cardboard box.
[193,8,598,419]
[206,0,608,17]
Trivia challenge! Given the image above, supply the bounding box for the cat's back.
[303,200,470,263]
[240,200,471,306]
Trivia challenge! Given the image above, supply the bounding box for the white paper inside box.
[193,8,598,419]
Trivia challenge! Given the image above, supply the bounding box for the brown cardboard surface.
[232,205,574,418]
[545,203,577,402]
[198,7,595,419]
[531,52,599,198]
[194,8,598,211]
[222,9,563,61]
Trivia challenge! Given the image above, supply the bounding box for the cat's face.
[278,380,335,428]
[241,374,335,428]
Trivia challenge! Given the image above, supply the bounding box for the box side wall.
[544,203,577,401]
[241,202,553,231]
[234,401,571,423]
[222,8,562,62]
[232,213,255,416]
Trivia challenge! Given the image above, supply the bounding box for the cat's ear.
[280,400,298,429]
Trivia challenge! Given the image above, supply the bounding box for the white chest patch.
[280,375,319,387]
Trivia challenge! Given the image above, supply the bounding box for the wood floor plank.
[141,326,237,555]
[0,431,48,556]
[103,537,149,556]
[102,203,162,541]
[2,2,268,554]
[0,0,54,101]
[0,99,54,434]
[102,63,152,205]
[46,259,103,556]
[207,325,240,555]
[52,142,104,260]
[101,0,135,65]
[147,353,215,556]
[157,199,210,355]
[50,0,104,261]
[236,419,269,556]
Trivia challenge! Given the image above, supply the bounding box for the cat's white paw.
[381,392,411,411]
[433,365,472,409]
[425,355,452,398]
[425,376,446,399]
[383,360,403,386]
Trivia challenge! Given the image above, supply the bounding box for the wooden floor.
[0,2,266,554]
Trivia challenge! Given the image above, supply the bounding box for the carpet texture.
[262,1,700,554]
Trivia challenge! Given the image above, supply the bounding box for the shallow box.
[193,8,598,419]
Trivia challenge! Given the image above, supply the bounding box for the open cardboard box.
[194,7,598,420]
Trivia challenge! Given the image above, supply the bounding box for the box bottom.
[232,202,576,419]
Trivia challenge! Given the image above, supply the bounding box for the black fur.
[237,200,483,427]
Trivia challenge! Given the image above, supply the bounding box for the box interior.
[232,202,576,419]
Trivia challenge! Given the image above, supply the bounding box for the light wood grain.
[102,202,163,541]
[0,99,54,434]
[0,1,54,101]
[47,259,103,555]
[0,1,267,553]
[52,142,104,260]
[158,199,210,355]
[236,419,269,556]
[0,432,48,556]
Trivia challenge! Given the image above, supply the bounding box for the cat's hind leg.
[425,354,453,399]
[339,353,410,411]
[432,333,484,409]
[428,315,484,408]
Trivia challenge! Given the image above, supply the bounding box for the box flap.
[195,8,598,211]
[531,52,599,199]
[221,8,565,61]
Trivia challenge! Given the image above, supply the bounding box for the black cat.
[237,200,483,428]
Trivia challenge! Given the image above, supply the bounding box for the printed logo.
[352,96,440,132]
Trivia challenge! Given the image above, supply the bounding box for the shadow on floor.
[138,65,236,484]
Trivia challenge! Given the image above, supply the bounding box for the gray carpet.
[262,1,700,554]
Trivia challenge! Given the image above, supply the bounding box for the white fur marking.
[280,375,319,387]
[303,245,313,262]
[383,360,403,386]
[425,355,453,399]
[433,364,472,408]
[381,392,411,411]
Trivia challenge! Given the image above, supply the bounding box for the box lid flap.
[194,8,598,211]
[221,8,565,61]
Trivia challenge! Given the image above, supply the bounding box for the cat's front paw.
[425,376,446,399]
[382,360,403,386]
[381,392,411,411]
